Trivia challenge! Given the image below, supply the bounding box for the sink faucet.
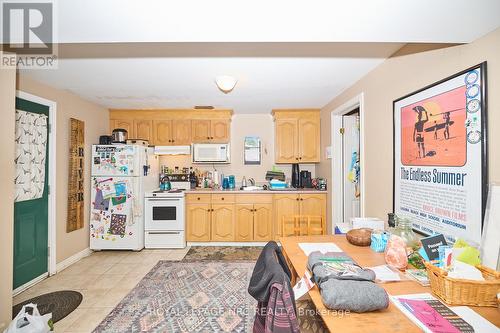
[248,178,255,186]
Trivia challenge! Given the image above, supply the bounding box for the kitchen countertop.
[185,188,327,194]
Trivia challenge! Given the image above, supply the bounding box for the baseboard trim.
[56,247,92,273]
[187,242,267,246]
[13,272,49,296]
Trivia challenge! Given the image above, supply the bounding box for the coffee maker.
[291,163,300,188]
[300,170,312,188]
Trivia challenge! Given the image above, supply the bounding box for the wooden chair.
[281,215,325,236]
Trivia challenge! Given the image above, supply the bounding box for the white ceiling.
[55,0,500,43]
[19,1,500,113]
[22,53,402,113]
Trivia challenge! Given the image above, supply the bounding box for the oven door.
[145,197,185,231]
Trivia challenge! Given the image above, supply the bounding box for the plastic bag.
[4,303,52,333]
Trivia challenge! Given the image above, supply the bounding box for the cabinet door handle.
[296,198,299,201]
[221,197,224,200]
[207,136,210,139]
[197,197,200,200]
[300,198,304,201]
[299,157,302,160]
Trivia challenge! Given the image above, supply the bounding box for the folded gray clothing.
[307,251,389,312]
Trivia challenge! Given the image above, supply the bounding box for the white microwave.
[192,143,230,163]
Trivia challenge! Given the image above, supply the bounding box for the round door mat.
[13,290,83,323]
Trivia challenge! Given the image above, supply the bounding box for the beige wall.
[17,75,109,263]
[317,28,500,225]
[160,114,315,184]
[0,66,16,329]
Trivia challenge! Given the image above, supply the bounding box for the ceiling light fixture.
[215,75,237,94]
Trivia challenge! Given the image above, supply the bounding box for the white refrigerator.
[90,144,158,250]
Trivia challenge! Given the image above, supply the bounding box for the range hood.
[154,145,191,155]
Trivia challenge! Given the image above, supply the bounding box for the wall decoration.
[393,63,487,244]
[67,118,85,232]
[14,110,48,202]
[244,136,261,165]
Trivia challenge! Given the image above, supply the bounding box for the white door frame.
[331,93,366,231]
[14,91,57,294]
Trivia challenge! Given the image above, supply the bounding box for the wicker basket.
[424,262,500,307]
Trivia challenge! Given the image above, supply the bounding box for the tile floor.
[13,248,190,333]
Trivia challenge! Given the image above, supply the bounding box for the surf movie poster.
[393,63,487,244]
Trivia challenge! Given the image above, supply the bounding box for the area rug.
[93,260,256,332]
[183,246,328,332]
[12,290,82,323]
[183,246,263,261]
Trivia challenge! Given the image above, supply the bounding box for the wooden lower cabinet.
[187,193,325,242]
[186,204,211,241]
[235,204,254,241]
[273,193,326,238]
[253,204,273,241]
[211,204,235,241]
[273,194,300,238]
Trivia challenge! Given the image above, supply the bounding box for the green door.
[13,97,50,289]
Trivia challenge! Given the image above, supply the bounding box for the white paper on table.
[293,270,314,300]
[298,242,342,256]
[367,265,401,282]
[450,306,500,333]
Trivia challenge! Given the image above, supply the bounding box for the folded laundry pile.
[307,251,389,312]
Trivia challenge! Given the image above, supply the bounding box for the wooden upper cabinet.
[172,120,191,145]
[110,119,135,138]
[153,120,173,145]
[254,203,273,241]
[109,109,232,146]
[275,119,298,163]
[211,204,234,241]
[210,119,230,143]
[298,118,320,162]
[273,109,320,164]
[134,120,153,141]
[235,204,254,242]
[191,120,211,143]
[192,119,230,143]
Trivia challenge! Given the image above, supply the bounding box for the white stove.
[144,188,186,248]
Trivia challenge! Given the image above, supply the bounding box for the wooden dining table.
[279,235,500,333]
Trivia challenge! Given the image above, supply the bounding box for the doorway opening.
[331,93,365,232]
[341,109,361,223]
